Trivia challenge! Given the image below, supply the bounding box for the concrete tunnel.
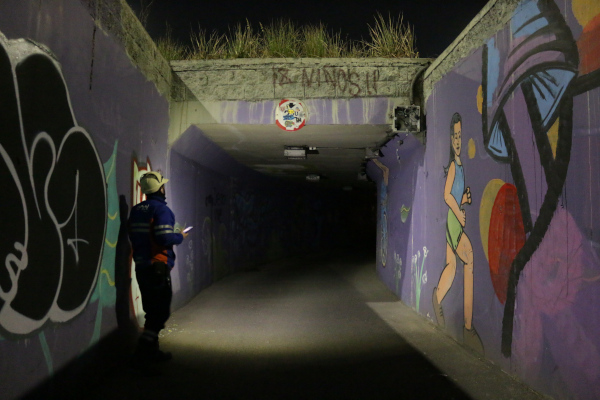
[2,1,600,399]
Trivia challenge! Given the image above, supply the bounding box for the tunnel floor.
[87,252,544,400]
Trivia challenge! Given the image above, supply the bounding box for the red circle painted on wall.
[577,13,600,75]
[275,99,307,131]
[488,183,526,304]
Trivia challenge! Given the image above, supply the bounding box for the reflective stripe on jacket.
[128,193,183,268]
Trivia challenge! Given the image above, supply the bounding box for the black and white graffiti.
[0,33,106,335]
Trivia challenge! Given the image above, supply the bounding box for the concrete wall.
[370,0,600,399]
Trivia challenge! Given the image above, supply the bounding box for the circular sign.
[276,99,307,131]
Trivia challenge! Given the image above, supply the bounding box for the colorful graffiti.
[400,205,411,223]
[412,247,428,313]
[0,33,106,336]
[88,142,120,345]
[513,208,600,398]
[481,0,582,356]
[479,180,526,305]
[373,159,389,267]
[422,0,600,395]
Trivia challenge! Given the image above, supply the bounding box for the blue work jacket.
[128,193,183,269]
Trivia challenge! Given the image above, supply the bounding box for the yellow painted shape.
[101,269,116,286]
[105,238,117,248]
[477,85,483,114]
[479,179,505,262]
[108,211,118,221]
[468,138,477,159]
[572,0,600,28]
[548,118,559,159]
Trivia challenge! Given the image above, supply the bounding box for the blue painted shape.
[89,141,120,345]
[488,121,509,159]
[528,69,576,130]
[512,0,549,38]
[486,37,500,108]
[38,332,53,375]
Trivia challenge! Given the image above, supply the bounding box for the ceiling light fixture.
[284,146,306,160]
[284,145,320,159]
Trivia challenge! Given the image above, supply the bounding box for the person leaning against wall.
[128,171,189,371]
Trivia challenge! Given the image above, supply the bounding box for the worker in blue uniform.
[128,171,188,366]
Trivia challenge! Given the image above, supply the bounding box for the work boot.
[432,287,445,328]
[152,348,172,363]
[463,325,484,355]
[131,344,162,377]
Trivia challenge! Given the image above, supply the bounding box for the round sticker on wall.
[276,99,307,131]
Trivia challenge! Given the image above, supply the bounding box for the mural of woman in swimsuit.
[432,112,484,354]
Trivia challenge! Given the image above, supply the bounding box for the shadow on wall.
[115,195,136,334]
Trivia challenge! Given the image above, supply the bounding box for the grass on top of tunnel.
[155,14,419,61]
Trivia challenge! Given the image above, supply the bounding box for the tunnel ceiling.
[171,58,432,189]
[194,123,391,188]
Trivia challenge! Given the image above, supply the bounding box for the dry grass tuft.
[302,23,341,58]
[156,24,187,61]
[154,16,419,60]
[226,20,261,58]
[188,27,227,60]
[260,20,300,58]
[365,12,418,58]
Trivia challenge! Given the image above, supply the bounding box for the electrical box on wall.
[393,106,420,133]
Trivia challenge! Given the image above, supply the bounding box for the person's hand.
[182,231,189,239]
[462,187,472,205]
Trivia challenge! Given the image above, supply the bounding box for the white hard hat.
[140,171,169,194]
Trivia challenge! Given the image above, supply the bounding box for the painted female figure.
[432,112,483,354]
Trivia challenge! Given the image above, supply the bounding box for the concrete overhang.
[170,58,432,188]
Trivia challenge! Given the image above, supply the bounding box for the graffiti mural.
[432,113,483,354]
[481,0,582,356]
[373,159,389,267]
[412,247,428,313]
[400,205,411,223]
[89,141,120,345]
[430,0,600,397]
[512,208,600,398]
[0,33,106,336]
[273,66,381,97]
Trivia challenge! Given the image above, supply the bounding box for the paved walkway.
[91,253,547,400]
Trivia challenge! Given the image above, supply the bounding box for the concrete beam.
[171,58,433,102]
[77,0,196,102]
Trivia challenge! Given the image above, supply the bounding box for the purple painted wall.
[0,1,170,398]
[370,1,600,399]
